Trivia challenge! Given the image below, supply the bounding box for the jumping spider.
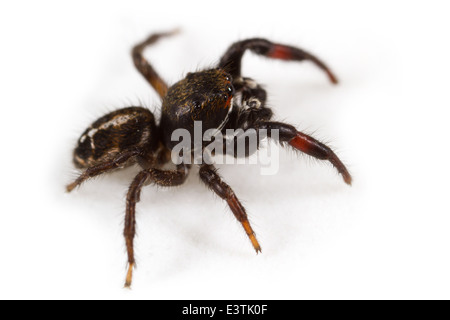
[67,30,352,288]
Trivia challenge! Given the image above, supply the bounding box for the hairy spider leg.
[253,121,352,185]
[66,149,142,192]
[222,77,351,185]
[124,165,189,288]
[132,29,179,98]
[199,165,261,253]
[218,38,338,84]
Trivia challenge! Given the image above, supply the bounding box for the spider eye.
[193,101,202,110]
[226,85,233,94]
[225,75,231,82]
[223,94,228,101]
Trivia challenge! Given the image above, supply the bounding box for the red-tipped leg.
[289,132,352,185]
[219,38,338,84]
[254,121,352,185]
[268,44,338,84]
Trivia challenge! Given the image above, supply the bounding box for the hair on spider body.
[73,107,160,169]
[159,68,235,150]
[67,30,351,288]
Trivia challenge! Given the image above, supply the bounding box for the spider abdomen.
[73,107,158,168]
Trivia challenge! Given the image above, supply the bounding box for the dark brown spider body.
[160,69,235,149]
[73,107,159,169]
[67,30,352,288]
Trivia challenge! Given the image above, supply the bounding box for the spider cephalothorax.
[160,68,235,149]
[67,30,352,288]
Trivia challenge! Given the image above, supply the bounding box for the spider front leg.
[255,121,352,185]
[219,38,338,84]
[132,30,179,98]
[199,164,261,253]
[226,79,350,183]
[124,165,189,288]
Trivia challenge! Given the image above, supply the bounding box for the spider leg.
[124,165,189,288]
[219,38,338,84]
[66,148,142,192]
[199,164,261,253]
[256,121,352,185]
[132,29,179,98]
[224,80,351,184]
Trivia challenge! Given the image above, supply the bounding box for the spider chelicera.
[67,30,352,288]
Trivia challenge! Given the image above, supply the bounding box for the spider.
[66,30,352,288]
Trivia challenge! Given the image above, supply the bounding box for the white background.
[1,0,449,300]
